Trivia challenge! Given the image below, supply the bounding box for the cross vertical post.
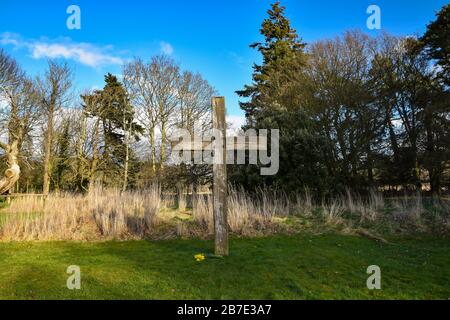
[212,97,228,256]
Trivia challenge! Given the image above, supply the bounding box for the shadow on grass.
[1,235,449,299]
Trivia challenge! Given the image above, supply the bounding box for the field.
[0,234,449,300]
[0,190,448,300]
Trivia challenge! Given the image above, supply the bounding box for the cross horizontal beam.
[172,136,268,151]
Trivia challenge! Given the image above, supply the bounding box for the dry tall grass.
[177,186,187,212]
[0,187,448,241]
[0,187,162,241]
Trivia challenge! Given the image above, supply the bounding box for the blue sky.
[0,0,448,122]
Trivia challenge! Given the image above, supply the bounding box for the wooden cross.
[174,97,266,256]
[212,97,228,256]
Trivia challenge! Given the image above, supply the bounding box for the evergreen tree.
[421,4,450,85]
[236,1,306,120]
[231,2,332,195]
[82,74,143,188]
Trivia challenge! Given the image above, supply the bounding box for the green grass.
[0,234,449,300]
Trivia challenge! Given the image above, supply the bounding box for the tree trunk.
[76,113,87,192]
[150,127,156,173]
[43,107,54,195]
[160,120,166,169]
[88,119,100,193]
[367,148,374,186]
[123,125,130,192]
[424,108,441,196]
[0,141,21,195]
[428,167,441,196]
[412,140,422,192]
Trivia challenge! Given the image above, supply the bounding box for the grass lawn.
[0,234,449,300]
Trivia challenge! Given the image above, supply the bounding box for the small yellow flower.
[194,254,206,262]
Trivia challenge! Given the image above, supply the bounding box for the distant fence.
[0,193,47,204]
[0,193,46,198]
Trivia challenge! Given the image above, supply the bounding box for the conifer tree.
[236,1,306,119]
[421,4,450,85]
[82,74,143,188]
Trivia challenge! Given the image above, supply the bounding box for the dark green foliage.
[236,1,306,119]
[81,74,143,188]
[53,119,72,191]
[233,2,324,195]
[233,2,450,196]
[99,74,131,178]
[421,4,450,85]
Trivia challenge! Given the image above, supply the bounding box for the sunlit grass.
[0,234,449,300]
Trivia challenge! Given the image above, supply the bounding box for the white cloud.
[0,32,20,46]
[160,41,174,55]
[0,32,123,68]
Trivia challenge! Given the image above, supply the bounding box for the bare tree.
[36,61,72,195]
[152,56,180,168]
[176,71,215,199]
[0,49,38,194]
[123,55,179,172]
[177,71,214,134]
[306,31,384,185]
[122,102,131,191]
[124,58,159,173]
